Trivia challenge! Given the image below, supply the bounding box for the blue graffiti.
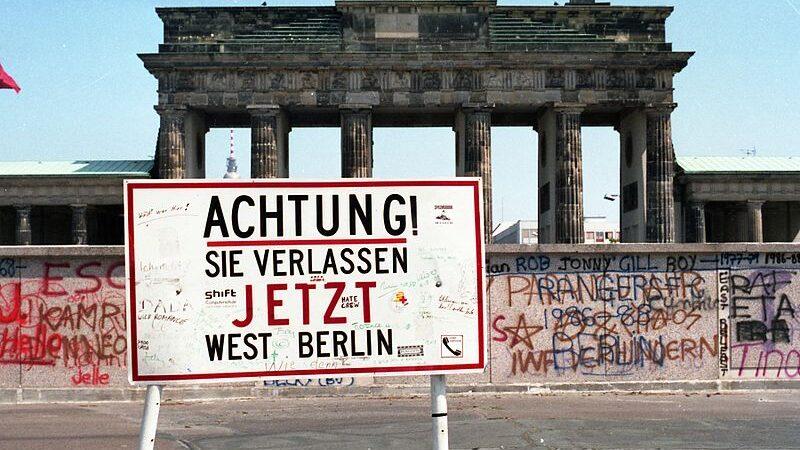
[263,377,356,388]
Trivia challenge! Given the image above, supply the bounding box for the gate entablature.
[142,1,689,115]
[139,1,692,245]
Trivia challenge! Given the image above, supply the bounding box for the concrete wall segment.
[0,244,798,402]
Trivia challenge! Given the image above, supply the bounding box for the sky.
[1,0,799,229]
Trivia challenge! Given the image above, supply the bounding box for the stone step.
[489,23,592,33]
[490,34,602,41]
[489,16,544,22]
[491,38,611,44]
[267,21,340,27]
[491,33,604,40]
[491,39,615,44]
[277,19,339,23]
[230,37,341,42]
[492,33,612,39]
[489,16,607,43]
[265,23,338,27]
[235,29,340,36]
[490,22,559,26]
[490,20,547,26]
[224,38,340,43]
[491,21,548,26]
[240,27,339,32]
[252,26,340,32]
[490,29,593,35]
[490,24,557,29]
[226,35,340,40]
[236,31,340,37]
[490,26,564,32]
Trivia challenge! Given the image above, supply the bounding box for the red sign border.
[126,179,485,383]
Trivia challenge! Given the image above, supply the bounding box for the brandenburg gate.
[139,0,692,244]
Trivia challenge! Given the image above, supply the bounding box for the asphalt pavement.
[1,391,798,449]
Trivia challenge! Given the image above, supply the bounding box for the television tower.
[223,129,240,179]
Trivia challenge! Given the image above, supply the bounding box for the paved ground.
[1,391,799,449]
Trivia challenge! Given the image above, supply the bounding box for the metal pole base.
[430,374,449,450]
[138,385,164,450]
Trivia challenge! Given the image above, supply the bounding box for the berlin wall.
[489,244,800,384]
[0,244,798,402]
[0,248,127,398]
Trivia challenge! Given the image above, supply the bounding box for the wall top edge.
[0,246,126,257]
[488,243,800,254]
[2,244,799,259]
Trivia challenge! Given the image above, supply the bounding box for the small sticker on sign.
[397,345,424,357]
[441,335,463,358]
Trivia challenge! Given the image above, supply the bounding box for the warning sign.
[125,179,485,383]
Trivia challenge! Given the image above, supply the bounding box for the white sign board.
[125,179,485,384]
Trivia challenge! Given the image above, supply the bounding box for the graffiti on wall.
[488,252,800,382]
[720,252,800,379]
[263,377,356,388]
[0,258,126,387]
[0,251,797,390]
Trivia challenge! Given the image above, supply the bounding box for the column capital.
[460,102,494,112]
[247,104,282,116]
[156,105,187,180]
[549,102,586,114]
[746,200,765,208]
[644,102,677,115]
[154,104,188,117]
[339,104,373,113]
[615,104,647,128]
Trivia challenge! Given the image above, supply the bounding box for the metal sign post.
[430,374,449,450]
[138,385,164,450]
[125,179,486,450]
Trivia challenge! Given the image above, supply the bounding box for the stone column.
[280,119,291,177]
[645,104,677,243]
[616,108,647,243]
[15,205,31,246]
[340,106,373,178]
[554,105,584,244]
[155,105,188,179]
[71,204,88,245]
[249,105,283,178]
[689,201,706,243]
[459,107,493,244]
[747,200,764,242]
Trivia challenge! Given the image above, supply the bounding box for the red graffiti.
[0,259,127,385]
[70,364,110,386]
[0,282,25,324]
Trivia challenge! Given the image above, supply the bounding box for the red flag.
[0,63,21,93]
